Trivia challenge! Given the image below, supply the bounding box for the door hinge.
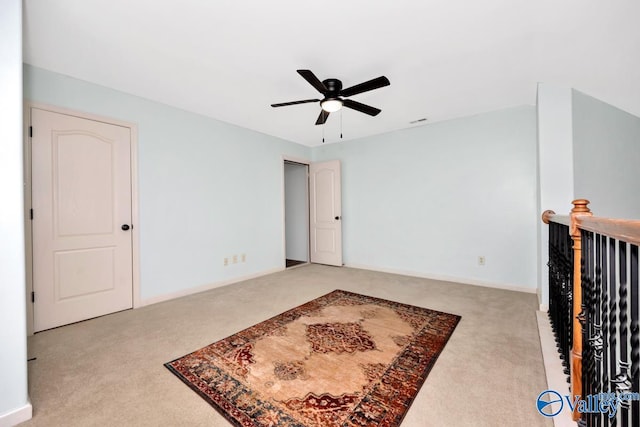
[31,291,35,303]
[30,209,33,220]
[29,126,33,137]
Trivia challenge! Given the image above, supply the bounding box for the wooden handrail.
[541,210,571,227]
[542,205,640,245]
[576,216,640,246]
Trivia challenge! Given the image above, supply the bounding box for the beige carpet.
[23,265,552,426]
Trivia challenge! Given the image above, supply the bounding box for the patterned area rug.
[165,290,460,426]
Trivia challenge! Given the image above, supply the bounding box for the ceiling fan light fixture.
[321,98,343,113]
[271,70,390,125]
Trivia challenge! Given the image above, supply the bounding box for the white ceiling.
[23,0,640,147]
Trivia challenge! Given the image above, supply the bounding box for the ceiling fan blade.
[342,99,381,116]
[297,70,328,94]
[271,99,320,107]
[340,76,390,97]
[315,110,330,125]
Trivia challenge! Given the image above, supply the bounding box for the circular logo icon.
[536,390,563,417]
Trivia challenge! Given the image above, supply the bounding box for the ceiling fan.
[271,70,390,125]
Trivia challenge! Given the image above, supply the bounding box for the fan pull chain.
[322,121,325,143]
[340,109,343,139]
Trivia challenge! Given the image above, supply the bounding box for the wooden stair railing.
[543,200,640,426]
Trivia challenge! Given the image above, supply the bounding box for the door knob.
[121,224,131,231]
[335,216,341,220]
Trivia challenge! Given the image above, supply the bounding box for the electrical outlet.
[233,255,238,264]
[478,256,486,266]
[241,253,246,263]
[224,257,228,266]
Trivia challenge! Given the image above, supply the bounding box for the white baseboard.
[139,267,285,307]
[537,287,549,312]
[0,402,32,427]
[536,311,576,427]
[139,263,535,308]
[345,263,537,294]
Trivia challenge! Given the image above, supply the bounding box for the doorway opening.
[284,160,309,268]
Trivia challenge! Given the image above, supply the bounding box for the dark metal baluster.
[613,241,630,427]
[562,222,572,377]
[609,237,619,427]
[567,226,575,380]
[600,235,610,426]
[558,222,567,367]
[580,230,594,427]
[551,223,561,354]
[580,230,591,426]
[630,244,639,427]
[548,223,557,332]
[592,233,603,427]
[587,233,600,427]
[548,222,573,382]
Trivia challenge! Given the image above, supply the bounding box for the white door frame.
[24,102,141,335]
[282,155,310,268]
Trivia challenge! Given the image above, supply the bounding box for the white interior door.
[31,108,133,332]
[309,160,342,266]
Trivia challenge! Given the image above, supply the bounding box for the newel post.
[569,199,591,421]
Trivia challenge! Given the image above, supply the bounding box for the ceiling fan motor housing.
[322,78,342,95]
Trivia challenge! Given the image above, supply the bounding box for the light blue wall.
[0,0,30,423]
[24,65,311,301]
[313,106,539,291]
[573,90,640,219]
[23,65,542,299]
[536,83,575,308]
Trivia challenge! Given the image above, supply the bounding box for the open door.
[309,160,342,266]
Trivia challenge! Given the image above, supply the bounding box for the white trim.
[345,263,538,294]
[539,303,549,312]
[129,124,141,309]
[281,161,286,269]
[0,402,32,427]
[282,155,310,165]
[23,101,141,333]
[536,311,577,427]
[281,155,311,269]
[23,104,34,336]
[139,267,284,307]
[24,101,137,129]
